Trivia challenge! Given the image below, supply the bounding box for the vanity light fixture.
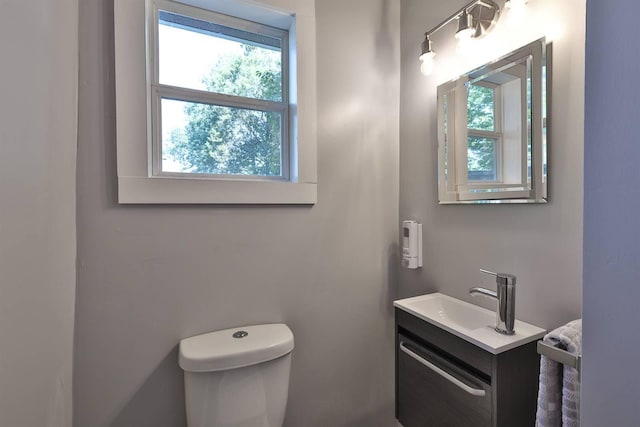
[419,0,501,76]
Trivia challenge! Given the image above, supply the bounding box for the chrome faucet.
[470,269,516,336]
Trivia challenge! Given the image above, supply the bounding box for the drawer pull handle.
[399,342,486,397]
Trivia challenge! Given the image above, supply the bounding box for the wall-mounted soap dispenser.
[401,220,422,269]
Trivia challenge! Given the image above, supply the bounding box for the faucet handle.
[480,268,516,287]
[479,268,498,277]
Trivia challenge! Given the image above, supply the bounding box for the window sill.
[117,176,316,204]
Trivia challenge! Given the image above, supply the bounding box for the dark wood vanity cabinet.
[395,308,540,427]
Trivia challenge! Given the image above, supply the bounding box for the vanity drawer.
[396,308,493,376]
[397,334,492,427]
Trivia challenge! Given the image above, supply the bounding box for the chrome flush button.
[233,331,248,338]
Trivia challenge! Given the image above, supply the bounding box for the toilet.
[179,323,294,427]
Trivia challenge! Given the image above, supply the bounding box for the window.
[467,82,501,182]
[114,0,317,204]
[152,4,289,179]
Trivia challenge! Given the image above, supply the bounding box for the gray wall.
[0,0,77,426]
[74,0,400,426]
[582,0,640,424]
[399,0,584,330]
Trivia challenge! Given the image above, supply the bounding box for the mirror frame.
[437,38,548,204]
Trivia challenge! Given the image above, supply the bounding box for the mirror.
[437,38,547,204]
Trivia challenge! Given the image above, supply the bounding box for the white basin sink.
[394,293,546,354]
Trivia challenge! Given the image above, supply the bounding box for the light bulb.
[419,52,435,76]
[506,0,528,8]
[455,28,475,41]
[456,37,473,55]
[506,0,528,17]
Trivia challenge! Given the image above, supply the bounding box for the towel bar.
[537,341,581,373]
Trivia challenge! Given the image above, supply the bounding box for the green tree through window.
[167,45,283,176]
[468,84,494,131]
[467,83,497,181]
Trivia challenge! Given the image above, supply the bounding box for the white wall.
[399,0,584,330]
[0,1,78,426]
[582,0,640,424]
[74,0,400,425]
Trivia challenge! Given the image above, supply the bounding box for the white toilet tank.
[179,324,294,427]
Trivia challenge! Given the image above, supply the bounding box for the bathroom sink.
[394,293,545,354]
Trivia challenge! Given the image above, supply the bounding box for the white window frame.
[114,0,317,204]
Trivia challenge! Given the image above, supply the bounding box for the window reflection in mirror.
[437,38,547,204]
[467,83,499,181]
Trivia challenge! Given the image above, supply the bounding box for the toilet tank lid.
[179,323,294,372]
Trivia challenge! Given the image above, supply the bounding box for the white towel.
[535,319,582,427]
